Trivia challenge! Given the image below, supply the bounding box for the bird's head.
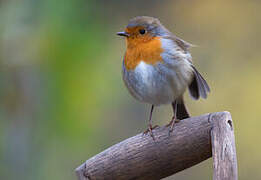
[117,16,169,48]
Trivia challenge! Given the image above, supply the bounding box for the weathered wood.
[210,112,238,180]
[75,111,237,180]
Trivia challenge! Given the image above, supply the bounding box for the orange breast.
[124,37,163,70]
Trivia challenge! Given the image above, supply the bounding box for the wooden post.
[75,111,237,180]
[210,112,238,180]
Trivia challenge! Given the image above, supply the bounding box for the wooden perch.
[75,111,237,180]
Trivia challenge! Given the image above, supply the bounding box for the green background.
[1,0,261,179]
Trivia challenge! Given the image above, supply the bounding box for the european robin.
[117,16,210,138]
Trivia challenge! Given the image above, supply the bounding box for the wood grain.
[210,112,238,180]
[75,111,237,180]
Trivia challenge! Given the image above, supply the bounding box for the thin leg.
[149,105,154,130]
[170,101,177,132]
[143,105,158,139]
[166,101,178,133]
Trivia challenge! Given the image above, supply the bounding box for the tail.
[188,66,210,100]
[176,67,209,120]
[176,98,190,120]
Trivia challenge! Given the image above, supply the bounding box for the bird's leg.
[166,101,179,132]
[143,105,158,139]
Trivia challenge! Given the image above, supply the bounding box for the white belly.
[122,60,193,105]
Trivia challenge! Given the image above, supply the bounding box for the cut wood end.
[209,111,234,131]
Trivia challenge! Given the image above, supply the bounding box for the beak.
[117,31,130,37]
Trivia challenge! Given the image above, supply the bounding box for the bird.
[117,16,210,138]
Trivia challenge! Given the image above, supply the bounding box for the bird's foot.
[143,125,159,140]
[165,117,180,133]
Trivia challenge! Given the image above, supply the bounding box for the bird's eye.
[139,29,146,35]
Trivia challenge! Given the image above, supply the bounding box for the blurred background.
[0,0,260,179]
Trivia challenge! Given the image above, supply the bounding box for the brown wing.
[164,34,209,99]
[164,34,195,53]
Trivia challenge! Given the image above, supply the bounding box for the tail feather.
[189,66,210,100]
[176,98,190,120]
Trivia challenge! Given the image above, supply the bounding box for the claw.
[166,117,180,133]
[165,118,180,127]
[143,125,159,140]
[175,119,181,123]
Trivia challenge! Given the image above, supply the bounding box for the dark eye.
[139,29,146,35]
